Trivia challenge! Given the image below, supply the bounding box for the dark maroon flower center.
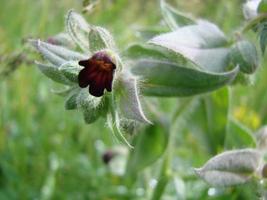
[78,52,116,97]
[102,150,116,165]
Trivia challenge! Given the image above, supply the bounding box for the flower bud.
[47,33,76,49]
[102,150,116,165]
[230,40,259,74]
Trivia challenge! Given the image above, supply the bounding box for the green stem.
[150,98,193,200]
[242,13,267,33]
[151,157,171,200]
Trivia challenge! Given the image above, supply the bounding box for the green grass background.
[1,0,267,199]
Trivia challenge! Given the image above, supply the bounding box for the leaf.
[125,121,169,174]
[30,40,65,66]
[204,87,229,154]
[47,32,76,49]
[88,26,115,52]
[95,26,116,50]
[76,89,107,124]
[123,44,185,65]
[136,27,169,40]
[35,62,72,85]
[195,149,261,187]
[230,40,259,74]
[160,0,195,30]
[150,21,227,49]
[66,10,90,52]
[131,60,239,97]
[258,0,267,13]
[30,39,86,66]
[66,10,115,53]
[149,21,230,72]
[60,67,79,83]
[225,119,256,149]
[107,112,134,148]
[115,72,150,123]
[65,88,80,110]
[88,26,107,52]
[51,86,74,97]
[59,61,82,83]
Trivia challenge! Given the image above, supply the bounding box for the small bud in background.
[47,37,58,45]
[46,33,76,49]
[101,146,129,176]
[102,150,116,165]
[108,146,129,175]
[195,149,262,187]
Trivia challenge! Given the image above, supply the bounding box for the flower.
[78,51,116,97]
[29,10,150,146]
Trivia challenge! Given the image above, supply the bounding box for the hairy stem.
[151,98,193,200]
[242,13,267,33]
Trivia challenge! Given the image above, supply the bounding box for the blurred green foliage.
[1,0,267,199]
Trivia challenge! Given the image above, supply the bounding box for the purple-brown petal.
[78,60,89,67]
[78,51,116,97]
[105,73,113,92]
[78,68,90,88]
[89,82,104,97]
[95,72,106,90]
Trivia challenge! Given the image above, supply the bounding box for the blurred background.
[0,0,266,199]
